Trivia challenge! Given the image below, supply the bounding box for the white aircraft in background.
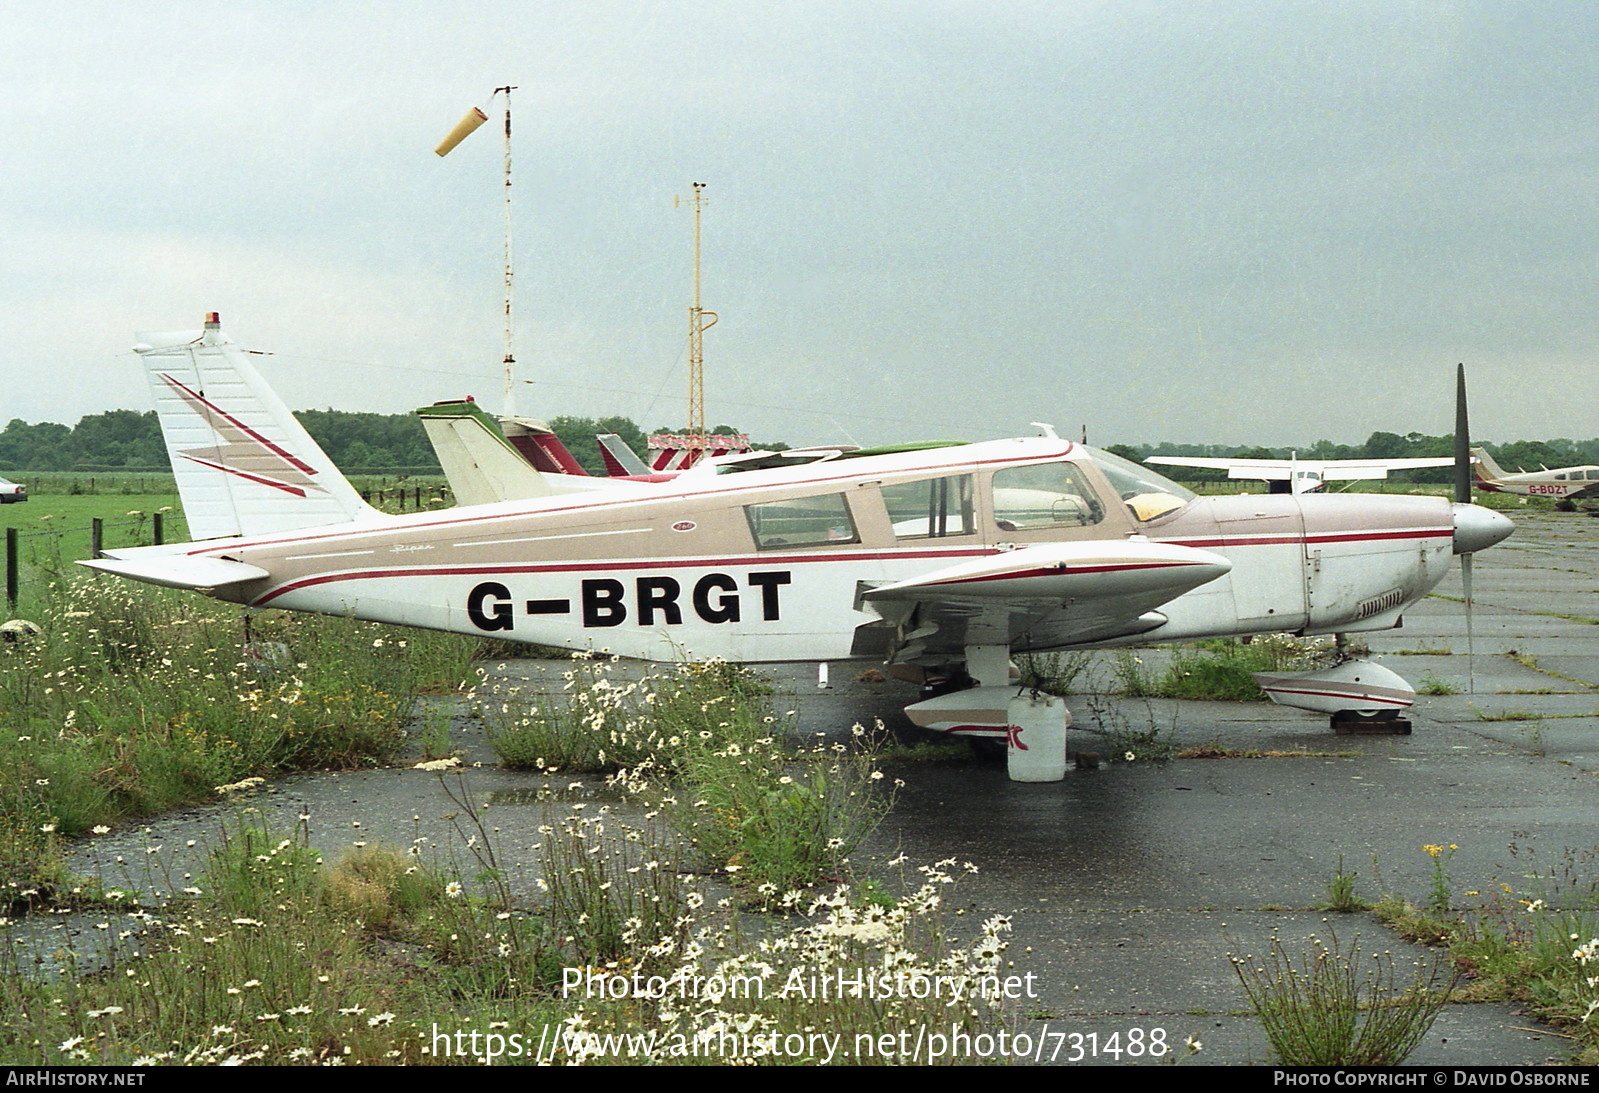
[1471,446,1599,501]
[83,317,1513,779]
[1143,455,1457,494]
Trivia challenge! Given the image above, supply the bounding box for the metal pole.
[497,85,517,417]
[5,528,16,610]
[682,182,718,462]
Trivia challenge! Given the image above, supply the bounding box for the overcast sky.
[4,1,1595,448]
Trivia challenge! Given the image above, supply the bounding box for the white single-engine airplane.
[1144,455,1457,494]
[1471,446,1599,502]
[85,317,1514,779]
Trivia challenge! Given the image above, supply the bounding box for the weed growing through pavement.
[1354,840,1599,1063]
[1115,636,1335,701]
[1230,925,1455,1066]
[1323,855,1366,913]
[1423,843,1458,914]
[481,657,897,901]
[1072,689,1181,761]
[1016,651,1095,695]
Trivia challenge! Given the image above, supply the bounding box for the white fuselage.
[121,440,1463,667]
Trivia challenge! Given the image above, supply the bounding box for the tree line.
[0,410,786,476]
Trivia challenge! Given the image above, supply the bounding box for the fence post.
[153,512,164,546]
[5,528,16,611]
[91,518,103,559]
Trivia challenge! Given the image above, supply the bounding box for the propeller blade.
[1462,553,1475,694]
[1456,364,1477,691]
[1455,363,1471,504]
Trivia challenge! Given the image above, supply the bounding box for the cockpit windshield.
[1085,447,1194,522]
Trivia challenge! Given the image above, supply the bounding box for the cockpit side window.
[745,493,860,549]
[881,475,975,539]
[1088,448,1193,522]
[992,463,1104,530]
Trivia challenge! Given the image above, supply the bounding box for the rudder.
[135,314,377,539]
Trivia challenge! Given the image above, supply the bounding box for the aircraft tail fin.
[500,417,588,475]
[597,433,650,476]
[416,400,556,507]
[136,315,378,540]
[417,401,648,504]
[1469,446,1507,483]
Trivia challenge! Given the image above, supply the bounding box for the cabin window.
[992,463,1104,530]
[882,475,974,539]
[745,493,859,549]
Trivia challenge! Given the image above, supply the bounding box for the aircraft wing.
[855,540,1231,657]
[1145,455,1454,481]
[1305,457,1454,481]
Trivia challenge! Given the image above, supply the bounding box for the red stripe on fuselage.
[1161,528,1450,549]
[251,546,997,606]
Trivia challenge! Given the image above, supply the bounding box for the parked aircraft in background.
[84,317,1514,779]
[1471,446,1599,501]
[1143,455,1457,494]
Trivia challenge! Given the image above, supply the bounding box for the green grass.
[0,817,1013,1065]
[0,576,482,898]
[1118,636,1334,701]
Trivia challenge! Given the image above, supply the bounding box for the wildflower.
[445,881,464,899]
[91,825,110,835]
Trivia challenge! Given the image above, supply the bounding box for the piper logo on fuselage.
[466,571,793,632]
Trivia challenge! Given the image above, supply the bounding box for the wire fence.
[4,512,189,611]
[3,489,454,612]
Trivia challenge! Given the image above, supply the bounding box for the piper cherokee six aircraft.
[1471,446,1599,502]
[1143,454,1457,494]
[85,317,1514,779]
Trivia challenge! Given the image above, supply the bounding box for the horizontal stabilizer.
[79,554,270,592]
